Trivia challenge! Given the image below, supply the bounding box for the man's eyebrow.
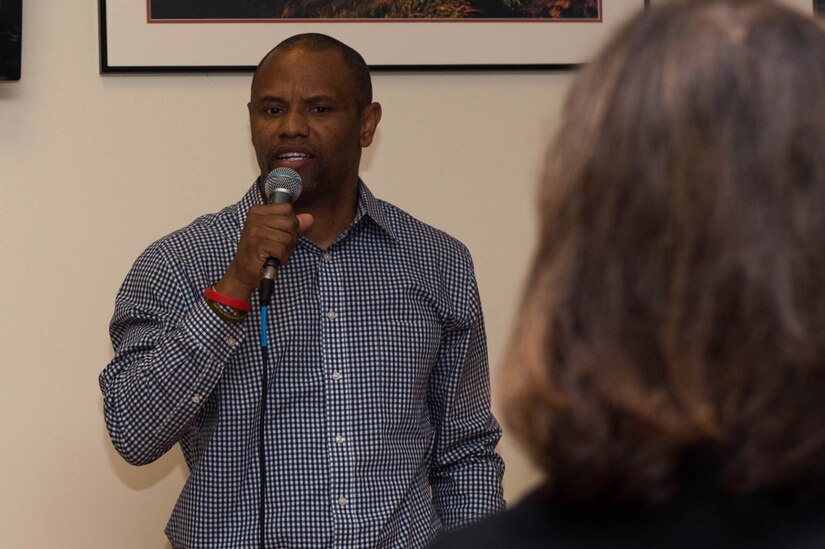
[252,95,285,103]
[252,94,338,104]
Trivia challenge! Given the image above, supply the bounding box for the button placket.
[318,244,355,527]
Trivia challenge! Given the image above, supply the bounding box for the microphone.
[259,167,303,304]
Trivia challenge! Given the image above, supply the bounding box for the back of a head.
[506,0,825,506]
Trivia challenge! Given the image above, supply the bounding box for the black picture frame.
[0,0,22,81]
[99,0,648,73]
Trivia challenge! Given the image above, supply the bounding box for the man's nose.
[279,109,309,138]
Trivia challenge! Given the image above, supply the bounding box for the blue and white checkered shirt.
[100,181,505,549]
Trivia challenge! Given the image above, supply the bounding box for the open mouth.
[272,150,314,171]
[277,152,311,161]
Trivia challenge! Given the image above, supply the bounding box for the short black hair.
[252,33,373,108]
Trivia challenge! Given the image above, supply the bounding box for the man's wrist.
[214,275,253,302]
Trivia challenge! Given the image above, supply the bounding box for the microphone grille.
[264,167,303,203]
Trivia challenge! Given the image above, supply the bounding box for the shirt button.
[338,497,348,507]
[225,337,237,348]
[326,310,337,320]
[335,435,345,444]
[323,252,332,262]
[191,394,202,404]
[331,371,342,381]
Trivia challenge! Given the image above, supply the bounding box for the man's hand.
[215,203,314,301]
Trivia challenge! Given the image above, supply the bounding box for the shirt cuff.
[183,297,249,361]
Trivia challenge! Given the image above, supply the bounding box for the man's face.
[248,48,380,202]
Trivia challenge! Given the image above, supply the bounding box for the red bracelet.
[203,286,252,312]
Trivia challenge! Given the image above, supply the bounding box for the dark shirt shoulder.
[430,484,825,549]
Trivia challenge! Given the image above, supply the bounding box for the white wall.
[0,0,812,548]
[0,2,569,547]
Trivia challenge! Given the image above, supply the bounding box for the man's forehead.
[263,47,344,69]
[252,48,354,98]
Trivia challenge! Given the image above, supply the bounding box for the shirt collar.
[355,180,398,242]
[235,178,399,243]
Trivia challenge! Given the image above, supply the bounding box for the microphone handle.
[261,257,280,281]
[259,189,293,304]
[259,259,279,305]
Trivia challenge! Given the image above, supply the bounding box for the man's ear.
[359,102,382,147]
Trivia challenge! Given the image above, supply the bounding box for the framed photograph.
[99,0,647,72]
[817,0,825,15]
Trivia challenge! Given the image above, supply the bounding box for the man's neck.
[298,184,359,250]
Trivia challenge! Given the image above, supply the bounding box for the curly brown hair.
[505,0,825,505]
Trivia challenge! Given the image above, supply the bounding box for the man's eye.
[264,107,282,115]
[311,106,331,114]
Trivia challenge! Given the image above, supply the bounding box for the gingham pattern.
[100,181,505,549]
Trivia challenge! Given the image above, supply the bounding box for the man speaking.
[99,33,504,548]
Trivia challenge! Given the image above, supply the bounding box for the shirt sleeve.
[99,243,247,466]
[427,250,506,529]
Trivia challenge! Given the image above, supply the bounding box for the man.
[100,33,504,548]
